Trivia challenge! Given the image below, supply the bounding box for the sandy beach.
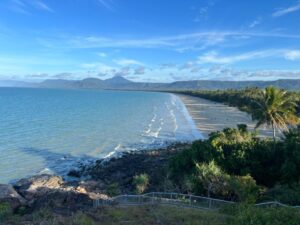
[178,94,273,139]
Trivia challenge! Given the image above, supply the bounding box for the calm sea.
[0,88,202,183]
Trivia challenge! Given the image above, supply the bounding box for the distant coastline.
[176,94,273,138]
[1,77,300,91]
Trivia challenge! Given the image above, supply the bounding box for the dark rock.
[68,169,81,178]
[14,174,64,201]
[0,184,26,210]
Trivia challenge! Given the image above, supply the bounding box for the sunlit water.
[0,88,202,183]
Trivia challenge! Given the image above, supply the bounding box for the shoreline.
[176,93,273,139]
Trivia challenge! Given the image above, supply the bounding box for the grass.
[1,205,228,225]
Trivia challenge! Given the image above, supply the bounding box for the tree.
[195,161,229,198]
[281,127,300,183]
[251,86,299,141]
[133,174,149,194]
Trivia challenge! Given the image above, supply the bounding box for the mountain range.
[1,76,300,90]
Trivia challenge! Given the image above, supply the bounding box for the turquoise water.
[0,88,201,183]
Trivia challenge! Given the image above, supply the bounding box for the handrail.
[255,201,300,208]
[93,192,300,210]
[93,192,234,210]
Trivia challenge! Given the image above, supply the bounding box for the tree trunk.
[272,126,276,142]
[272,124,276,150]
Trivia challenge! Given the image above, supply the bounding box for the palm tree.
[251,86,299,141]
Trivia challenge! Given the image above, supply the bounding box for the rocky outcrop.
[82,143,191,193]
[0,143,190,214]
[0,184,26,210]
[9,174,109,212]
[14,175,64,201]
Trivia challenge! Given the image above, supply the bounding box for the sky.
[0,0,300,82]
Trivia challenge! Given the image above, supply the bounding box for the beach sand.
[177,94,273,139]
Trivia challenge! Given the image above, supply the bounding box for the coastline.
[176,94,273,139]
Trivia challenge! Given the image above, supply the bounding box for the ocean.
[0,88,202,183]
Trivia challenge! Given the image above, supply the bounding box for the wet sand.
[177,94,272,139]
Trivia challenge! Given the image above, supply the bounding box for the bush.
[72,213,95,225]
[281,127,300,183]
[169,141,215,184]
[225,205,300,225]
[133,174,149,194]
[0,202,13,221]
[193,161,230,198]
[229,175,260,203]
[263,182,300,205]
[106,183,121,196]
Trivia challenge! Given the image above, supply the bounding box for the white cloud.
[97,52,107,58]
[284,50,300,60]
[80,62,115,74]
[198,49,300,64]
[9,0,53,14]
[62,31,300,51]
[134,66,146,75]
[32,0,54,12]
[273,2,300,17]
[249,18,261,28]
[198,50,275,64]
[97,0,116,11]
[114,59,143,66]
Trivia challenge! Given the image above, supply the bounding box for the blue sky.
[0,0,300,82]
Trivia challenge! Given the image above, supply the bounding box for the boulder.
[14,174,64,200]
[0,184,26,210]
[30,190,92,211]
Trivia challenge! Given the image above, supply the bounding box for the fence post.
[189,195,192,206]
[152,192,154,204]
[209,198,212,209]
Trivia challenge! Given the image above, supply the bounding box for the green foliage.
[133,173,149,194]
[194,161,229,198]
[169,124,300,203]
[251,86,299,140]
[169,140,215,184]
[72,213,95,225]
[229,175,260,203]
[264,182,300,205]
[225,205,300,225]
[281,127,300,183]
[0,202,13,221]
[106,183,121,197]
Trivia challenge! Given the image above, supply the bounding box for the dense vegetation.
[169,125,300,203]
[176,87,300,116]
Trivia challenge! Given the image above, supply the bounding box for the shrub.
[72,213,95,225]
[106,183,121,197]
[0,202,13,221]
[133,174,149,194]
[263,182,300,205]
[225,205,300,225]
[193,161,230,198]
[228,175,260,203]
[281,127,300,183]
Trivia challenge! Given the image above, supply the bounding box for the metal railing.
[93,192,300,210]
[255,201,300,209]
[93,192,234,210]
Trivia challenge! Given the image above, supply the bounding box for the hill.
[1,77,300,90]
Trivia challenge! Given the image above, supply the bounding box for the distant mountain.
[0,80,35,87]
[104,76,133,85]
[1,77,300,91]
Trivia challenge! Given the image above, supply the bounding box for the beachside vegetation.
[251,86,299,140]
[169,125,300,205]
[177,86,300,117]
